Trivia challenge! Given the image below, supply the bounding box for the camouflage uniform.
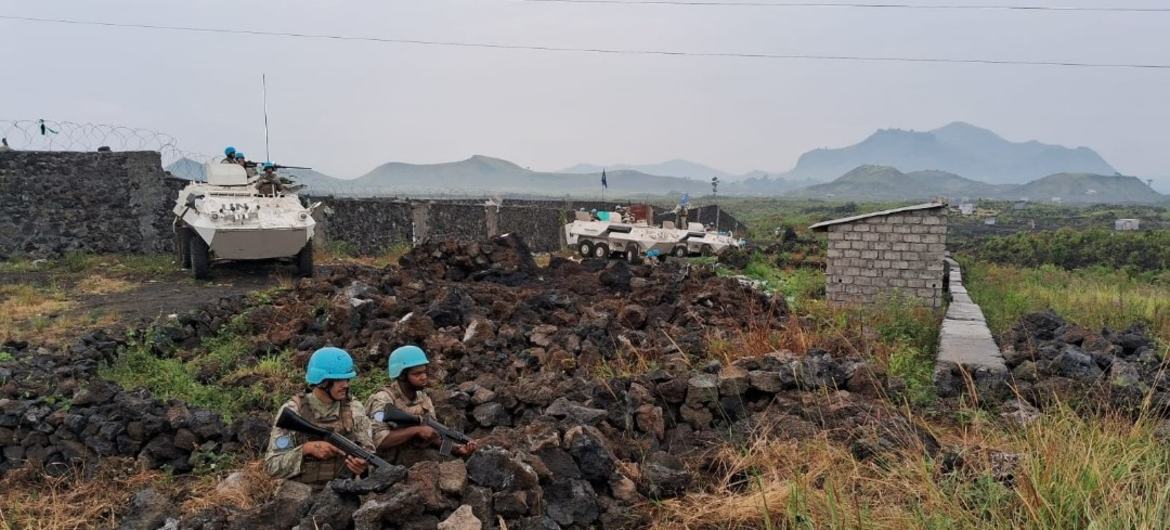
[263,392,375,484]
[256,170,282,195]
[367,383,441,466]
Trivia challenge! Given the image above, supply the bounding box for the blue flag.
[601,169,608,189]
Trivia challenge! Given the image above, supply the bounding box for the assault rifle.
[382,405,473,457]
[276,408,391,469]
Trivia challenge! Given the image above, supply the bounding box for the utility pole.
[711,176,720,233]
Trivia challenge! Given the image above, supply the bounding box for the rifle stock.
[276,408,390,469]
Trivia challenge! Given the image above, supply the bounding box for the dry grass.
[0,460,277,529]
[703,295,940,404]
[180,461,278,514]
[0,284,78,344]
[648,402,1170,530]
[0,283,120,346]
[0,460,171,530]
[75,275,134,295]
[318,241,412,268]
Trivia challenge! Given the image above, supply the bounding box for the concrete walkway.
[934,258,1007,394]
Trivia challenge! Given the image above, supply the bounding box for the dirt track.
[0,260,282,346]
[73,264,278,324]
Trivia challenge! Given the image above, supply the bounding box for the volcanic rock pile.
[995,311,1169,412]
[1,234,929,529]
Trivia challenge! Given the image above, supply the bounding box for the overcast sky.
[1,0,1167,179]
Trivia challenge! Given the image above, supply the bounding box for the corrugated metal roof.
[809,202,947,231]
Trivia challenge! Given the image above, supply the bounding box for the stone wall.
[498,206,566,252]
[822,207,947,307]
[0,151,178,259]
[0,151,747,259]
[425,203,490,242]
[312,198,414,254]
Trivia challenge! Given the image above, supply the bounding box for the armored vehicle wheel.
[672,246,688,258]
[296,242,314,278]
[175,227,192,269]
[190,234,211,280]
[626,247,643,265]
[577,240,594,258]
[593,243,610,259]
[700,245,713,257]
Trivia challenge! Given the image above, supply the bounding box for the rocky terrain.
[0,234,917,529]
[1,235,1164,529]
[1001,311,1168,413]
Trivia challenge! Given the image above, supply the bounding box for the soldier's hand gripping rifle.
[276,408,391,470]
[382,405,473,457]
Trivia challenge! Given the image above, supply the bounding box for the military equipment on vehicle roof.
[172,161,318,279]
[276,407,391,469]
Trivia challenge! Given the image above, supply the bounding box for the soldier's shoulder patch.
[373,411,384,422]
[275,435,292,450]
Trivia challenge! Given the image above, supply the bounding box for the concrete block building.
[811,202,948,307]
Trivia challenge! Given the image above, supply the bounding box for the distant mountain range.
[791,165,1164,204]
[167,155,714,197]
[562,159,751,182]
[789,165,1009,201]
[782,122,1117,184]
[163,122,1160,204]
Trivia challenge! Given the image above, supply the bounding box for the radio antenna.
[262,73,271,162]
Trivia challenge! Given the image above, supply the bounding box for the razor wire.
[0,119,220,181]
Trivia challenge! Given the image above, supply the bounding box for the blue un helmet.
[224,146,237,157]
[262,161,275,171]
[388,345,429,378]
[235,151,245,160]
[305,347,357,385]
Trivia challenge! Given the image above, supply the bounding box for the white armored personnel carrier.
[564,210,742,263]
[173,162,318,279]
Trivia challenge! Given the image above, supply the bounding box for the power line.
[522,0,1170,11]
[2,14,1168,70]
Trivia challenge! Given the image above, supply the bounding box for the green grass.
[101,317,298,421]
[961,259,1170,345]
[733,253,826,310]
[0,252,176,275]
[351,365,392,403]
[0,351,12,363]
[962,228,1170,273]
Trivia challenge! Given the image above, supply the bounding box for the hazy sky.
[1,0,1167,179]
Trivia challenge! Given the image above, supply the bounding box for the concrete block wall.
[823,208,948,307]
[933,257,1007,397]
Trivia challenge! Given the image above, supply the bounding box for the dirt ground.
[0,259,284,346]
[75,264,279,322]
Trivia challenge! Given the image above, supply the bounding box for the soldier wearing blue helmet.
[368,345,478,464]
[264,347,375,484]
[221,146,237,164]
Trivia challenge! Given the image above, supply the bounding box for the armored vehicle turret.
[173,162,318,279]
